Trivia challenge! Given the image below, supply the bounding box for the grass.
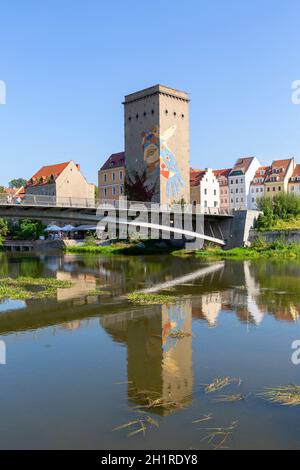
[127,292,179,305]
[214,394,245,402]
[173,240,300,260]
[204,377,240,394]
[259,385,300,406]
[199,420,239,450]
[258,216,300,231]
[0,277,73,300]
[66,240,175,256]
[113,412,159,438]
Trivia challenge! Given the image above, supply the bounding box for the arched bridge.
[0,195,234,247]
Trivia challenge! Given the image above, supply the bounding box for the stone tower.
[124,84,190,204]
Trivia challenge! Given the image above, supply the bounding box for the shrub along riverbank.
[65,238,300,259]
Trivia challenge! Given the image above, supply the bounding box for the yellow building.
[98,152,125,201]
[264,158,295,197]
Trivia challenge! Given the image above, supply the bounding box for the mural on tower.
[140,125,185,201]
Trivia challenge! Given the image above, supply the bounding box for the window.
[128,116,131,121]
[204,188,207,195]
[136,114,139,119]
[173,112,177,116]
[193,200,197,206]
[236,179,238,184]
[236,188,238,193]
[214,189,217,196]
[165,109,168,114]
[252,198,255,202]
[204,201,207,207]
[119,171,123,180]
[151,109,154,114]
[267,187,270,192]
[214,201,217,207]
[112,187,116,196]
[120,185,123,194]
[143,112,146,116]
[273,187,275,191]
[278,186,281,191]
[291,186,295,191]
[236,198,239,202]
[103,173,107,182]
[181,114,184,118]
[112,172,115,181]
[241,198,243,202]
[104,187,107,196]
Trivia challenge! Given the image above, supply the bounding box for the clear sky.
[1,0,300,185]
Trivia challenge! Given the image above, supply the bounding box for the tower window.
[136,114,139,119]
[173,112,177,116]
[165,109,168,114]
[151,109,154,114]
[181,114,184,118]
[143,112,146,116]
[128,116,131,121]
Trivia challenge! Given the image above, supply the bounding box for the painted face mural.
[142,125,185,200]
[141,126,160,174]
[162,304,187,353]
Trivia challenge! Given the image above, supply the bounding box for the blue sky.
[1,0,300,185]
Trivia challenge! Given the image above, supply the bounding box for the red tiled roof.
[289,164,300,182]
[213,168,231,178]
[27,161,72,187]
[250,166,270,185]
[265,158,294,183]
[190,169,206,187]
[100,152,125,171]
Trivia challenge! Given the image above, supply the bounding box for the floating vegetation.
[214,394,245,402]
[200,420,239,450]
[127,293,178,305]
[87,289,108,296]
[204,377,241,394]
[0,277,73,300]
[192,413,213,424]
[112,413,159,438]
[259,385,300,406]
[168,330,192,338]
[128,387,185,412]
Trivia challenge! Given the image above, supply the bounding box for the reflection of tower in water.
[126,300,193,415]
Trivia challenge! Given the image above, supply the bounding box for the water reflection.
[101,300,193,415]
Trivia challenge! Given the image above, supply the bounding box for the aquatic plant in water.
[259,385,300,406]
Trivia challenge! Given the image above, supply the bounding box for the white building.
[288,164,300,195]
[249,166,270,209]
[190,168,220,210]
[228,157,261,210]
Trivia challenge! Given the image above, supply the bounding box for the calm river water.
[0,253,300,449]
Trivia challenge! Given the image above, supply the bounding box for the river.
[0,252,300,449]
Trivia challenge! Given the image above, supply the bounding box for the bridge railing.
[0,194,232,215]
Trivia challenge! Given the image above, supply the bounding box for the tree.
[0,219,8,246]
[14,220,45,241]
[8,178,27,189]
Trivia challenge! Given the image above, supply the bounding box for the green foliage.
[0,219,9,246]
[8,178,27,188]
[127,293,178,305]
[256,193,300,230]
[14,219,45,240]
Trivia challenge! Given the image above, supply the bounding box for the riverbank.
[65,239,300,259]
[174,240,300,259]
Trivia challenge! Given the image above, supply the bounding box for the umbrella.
[72,225,98,231]
[45,225,62,232]
[61,224,75,232]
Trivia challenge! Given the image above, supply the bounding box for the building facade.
[249,166,269,209]
[98,152,125,201]
[289,164,300,195]
[124,84,190,204]
[213,168,231,212]
[26,161,95,204]
[264,158,295,197]
[228,157,261,210]
[190,168,220,209]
